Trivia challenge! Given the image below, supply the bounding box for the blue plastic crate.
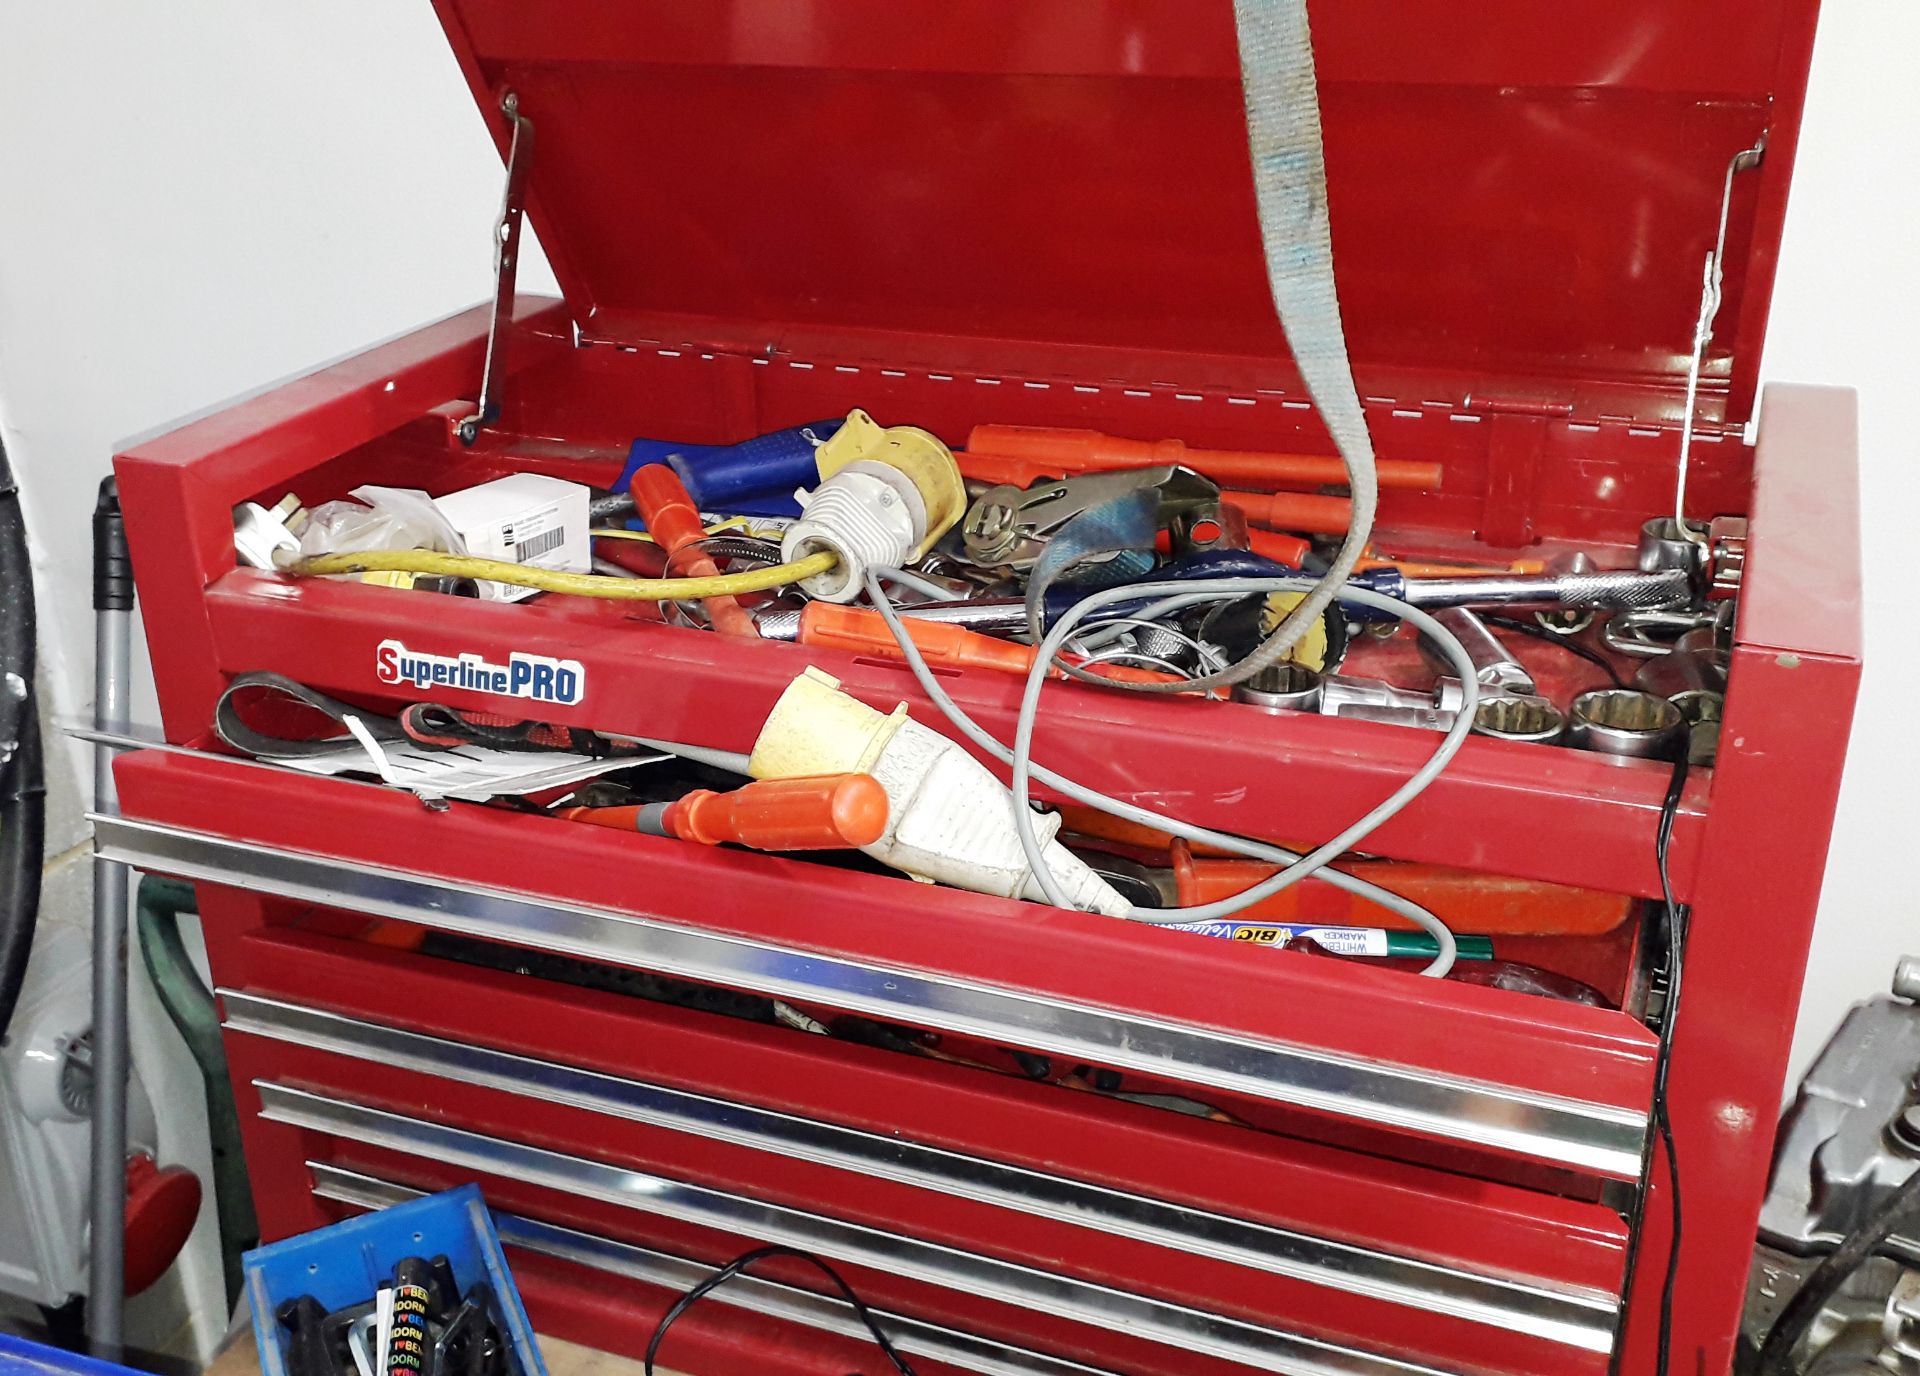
[0,1335,147,1376]
[242,1185,545,1376]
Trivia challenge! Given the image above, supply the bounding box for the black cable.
[1651,751,1690,1376]
[1756,1166,1920,1372]
[1481,614,1626,687]
[0,698,44,1039]
[0,437,43,1039]
[644,1245,917,1376]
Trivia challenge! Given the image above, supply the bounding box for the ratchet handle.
[1396,567,1693,611]
[562,774,890,850]
[1038,550,1303,628]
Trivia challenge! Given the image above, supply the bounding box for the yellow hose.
[289,548,836,600]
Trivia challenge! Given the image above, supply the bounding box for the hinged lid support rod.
[1673,136,1767,540]
[457,92,534,446]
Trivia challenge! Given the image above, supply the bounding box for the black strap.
[213,671,408,760]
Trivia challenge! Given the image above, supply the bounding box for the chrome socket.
[1670,689,1725,768]
[1637,516,1711,596]
[1471,695,1566,744]
[1634,641,1730,699]
[1322,675,1464,732]
[1421,607,1534,695]
[1707,515,1748,597]
[1568,689,1687,760]
[1230,663,1323,713]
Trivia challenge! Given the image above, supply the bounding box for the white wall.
[0,0,1909,1353]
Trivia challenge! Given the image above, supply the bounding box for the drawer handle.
[96,813,1649,1177]
[257,1082,1465,1376]
[227,990,1618,1353]
[309,1162,1118,1376]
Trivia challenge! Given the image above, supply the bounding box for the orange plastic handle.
[562,775,889,851]
[1053,806,1250,858]
[966,424,1442,493]
[957,450,1071,489]
[1168,842,1632,936]
[801,601,1034,674]
[629,465,706,549]
[1221,490,1353,536]
[798,602,1181,685]
[668,775,889,849]
[1245,528,1314,566]
[1356,554,1549,577]
[629,465,759,637]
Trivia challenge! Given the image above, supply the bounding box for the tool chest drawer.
[109,748,1660,1180]
[104,3,1861,1371]
[197,902,1631,1376]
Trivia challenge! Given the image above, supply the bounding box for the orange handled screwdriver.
[957,449,1076,490]
[560,774,889,851]
[1222,493,1547,576]
[1052,809,1631,936]
[1221,490,1353,536]
[1246,529,1315,565]
[1168,843,1632,936]
[629,465,760,637]
[797,602,1182,685]
[967,424,1442,493]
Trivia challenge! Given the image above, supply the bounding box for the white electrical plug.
[781,410,966,603]
[748,668,1129,915]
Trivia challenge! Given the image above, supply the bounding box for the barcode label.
[512,526,565,562]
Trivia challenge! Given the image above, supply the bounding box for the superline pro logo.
[375,639,585,706]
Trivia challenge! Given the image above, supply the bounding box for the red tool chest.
[103,4,1855,1374]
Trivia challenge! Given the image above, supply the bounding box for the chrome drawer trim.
[228,991,1615,1353]
[97,812,1645,1176]
[307,1163,1120,1376]
[257,1083,1462,1376]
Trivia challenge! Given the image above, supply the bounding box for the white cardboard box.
[433,473,590,601]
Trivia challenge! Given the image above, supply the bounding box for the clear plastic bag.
[298,485,464,558]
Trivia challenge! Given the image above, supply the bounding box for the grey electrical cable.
[1075,616,1227,673]
[870,571,1466,975]
[880,567,961,603]
[1074,648,1194,680]
[865,571,1471,976]
[1070,594,1228,652]
[1010,577,1474,974]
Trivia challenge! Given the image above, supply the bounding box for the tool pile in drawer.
[204,403,1738,1016]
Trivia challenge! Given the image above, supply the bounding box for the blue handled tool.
[616,419,844,516]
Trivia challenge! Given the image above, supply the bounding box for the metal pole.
[88,478,133,1357]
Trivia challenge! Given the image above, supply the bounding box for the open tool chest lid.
[430,0,1819,429]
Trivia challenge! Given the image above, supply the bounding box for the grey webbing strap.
[1230,0,1377,480]
[1095,0,1378,694]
